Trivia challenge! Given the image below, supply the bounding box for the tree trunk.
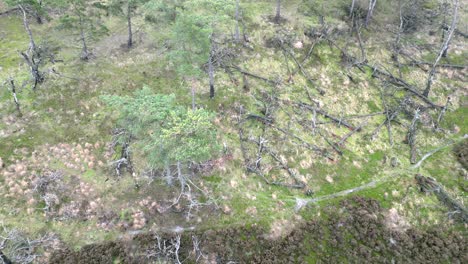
[127,2,133,49]
[365,0,377,27]
[19,4,37,53]
[8,79,22,117]
[20,51,43,90]
[275,0,281,23]
[78,14,89,60]
[424,0,459,97]
[165,161,172,186]
[208,37,215,99]
[350,0,356,17]
[235,0,240,42]
[187,77,196,110]
[176,161,185,189]
[36,0,43,24]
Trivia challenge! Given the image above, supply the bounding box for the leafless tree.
[77,14,90,60]
[127,3,133,48]
[423,0,459,97]
[365,0,377,27]
[350,0,356,17]
[0,226,54,264]
[5,79,22,117]
[234,0,240,42]
[20,51,44,90]
[274,0,281,23]
[208,35,216,98]
[18,4,37,53]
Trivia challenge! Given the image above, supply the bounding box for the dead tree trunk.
[208,36,215,99]
[365,0,377,27]
[423,0,459,97]
[234,0,240,42]
[435,96,451,129]
[78,14,90,61]
[8,79,22,117]
[350,0,356,17]
[185,77,196,110]
[19,4,37,53]
[20,51,43,90]
[408,109,420,164]
[165,161,173,186]
[34,0,44,24]
[392,0,404,78]
[127,2,133,49]
[275,0,281,23]
[0,251,12,264]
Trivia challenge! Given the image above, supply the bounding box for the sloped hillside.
[0,0,466,263]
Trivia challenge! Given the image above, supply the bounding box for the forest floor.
[0,0,467,263]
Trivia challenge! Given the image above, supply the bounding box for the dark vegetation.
[49,197,467,263]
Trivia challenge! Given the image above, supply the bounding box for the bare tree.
[274,0,281,23]
[20,51,44,90]
[423,0,459,97]
[77,13,90,60]
[6,79,22,117]
[208,36,215,99]
[127,2,133,48]
[350,0,356,17]
[18,4,37,53]
[234,0,240,42]
[365,0,377,27]
[0,226,54,264]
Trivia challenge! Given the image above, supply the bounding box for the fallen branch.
[226,65,278,85]
[415,174,468,223]
[280,43,326,95]
[411,135,467,169]
[0,7,19,16]
[295,101,355,130]
[356,63,442,109]
[403,61,466,70]
[295,135,467,211]
[338,119,369,146]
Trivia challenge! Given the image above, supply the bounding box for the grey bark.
[350,0,356,17]
[208,36,215,99]
[235,0,240,42]
[20,51,43,90]
[165,161,173,186]
[365,0,377,27]
[408,109,420,164]
[127,2,133,48]
[78,14,90,60]
[275,0,281,22]
[8,79,22,117]
[423,0,459,97]
[19,4,37,53]
[393,0,404,78]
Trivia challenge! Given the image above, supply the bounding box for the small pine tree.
[102,86,221,171]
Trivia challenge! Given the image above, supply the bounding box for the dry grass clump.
[0,141,111,222]
[131,210,147,229]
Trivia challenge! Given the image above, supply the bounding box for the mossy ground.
[0,0,466,261]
